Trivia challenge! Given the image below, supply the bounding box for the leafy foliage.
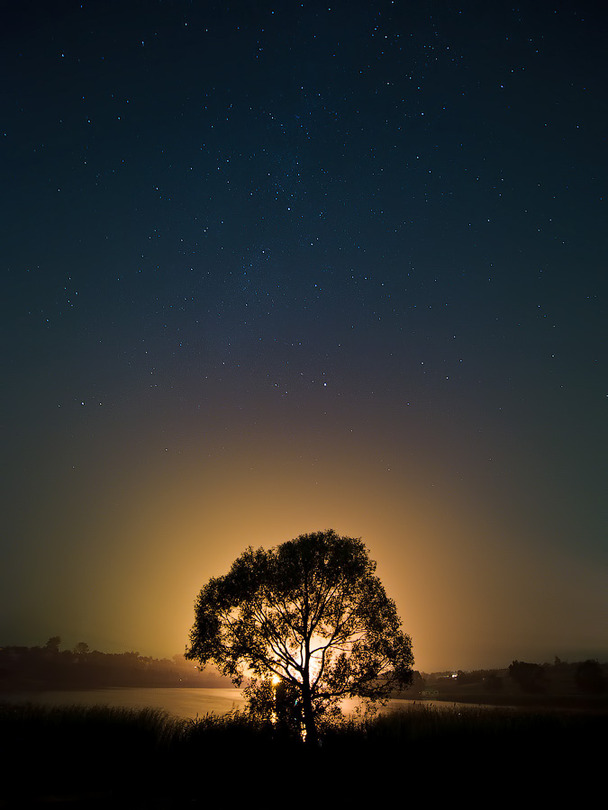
[186,529,414,741]
[508,660,547,693]
[575,660,606,694]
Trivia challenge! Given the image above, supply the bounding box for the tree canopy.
[185,529,414,742]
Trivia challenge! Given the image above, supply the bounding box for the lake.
[0,687,480,718]
[1,687,246,719]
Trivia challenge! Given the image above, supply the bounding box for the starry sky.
[2,0,606,672]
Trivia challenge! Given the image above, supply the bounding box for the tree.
[45,636,61,653]
[508,660,547,693]
[575,660,606,694]
[185,529,414,744]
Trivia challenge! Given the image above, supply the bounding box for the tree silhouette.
[508,660,547,693]
[45,636,61,653]
[575,660,606,694]
[186,529,414,744]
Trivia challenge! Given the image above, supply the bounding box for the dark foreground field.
[1,702,605,807]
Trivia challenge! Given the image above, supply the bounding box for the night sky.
[2,0,606,672]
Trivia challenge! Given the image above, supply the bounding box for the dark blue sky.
[2,0,606,670]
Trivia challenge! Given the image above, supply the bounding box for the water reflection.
[1,687,247,719]
[2,687,492,720]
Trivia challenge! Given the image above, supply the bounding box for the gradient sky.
[2,0,606,672]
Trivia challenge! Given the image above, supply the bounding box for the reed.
[1,701,605,804]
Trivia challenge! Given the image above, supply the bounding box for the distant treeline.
[0,637,231,691]
[1,638,606,700]
[408,657,608,704]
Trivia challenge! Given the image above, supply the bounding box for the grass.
[1,701,605,806]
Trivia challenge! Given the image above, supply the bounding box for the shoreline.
[2,684,607,716]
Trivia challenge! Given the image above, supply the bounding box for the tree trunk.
[301,677,318,746]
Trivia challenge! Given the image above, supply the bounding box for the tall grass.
[1,701,605,804]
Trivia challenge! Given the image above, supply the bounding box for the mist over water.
[2,688,246,719]
[2,687,487,719]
